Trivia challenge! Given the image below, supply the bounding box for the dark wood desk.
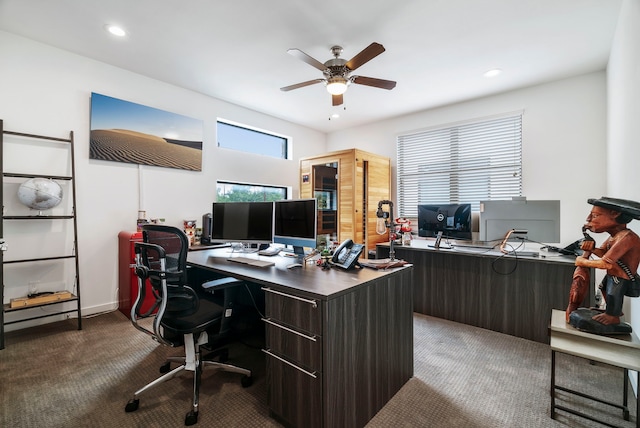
[377,241,593,343]
[187,249,414,428]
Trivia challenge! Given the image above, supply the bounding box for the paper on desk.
[359,258,408,269]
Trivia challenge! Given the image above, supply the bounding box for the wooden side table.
[550,309,640,427]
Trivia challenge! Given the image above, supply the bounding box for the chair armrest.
[201,277,244,291]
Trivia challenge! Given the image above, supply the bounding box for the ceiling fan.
[280,42,396,106]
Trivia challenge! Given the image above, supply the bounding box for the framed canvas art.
[89,93,203,171]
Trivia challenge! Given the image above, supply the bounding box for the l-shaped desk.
[377,240,593,344]
[187,249,414,428]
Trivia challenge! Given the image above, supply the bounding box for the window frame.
[216,180,289,202]
[216,118,290,159]
[396,112,523,218]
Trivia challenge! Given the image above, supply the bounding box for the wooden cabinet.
[300,149,390,257]
[260,266,414,427]
[1,121,82,349]
[377,241,593,344]
[263,288,323,428]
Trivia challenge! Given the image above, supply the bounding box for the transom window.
[216,181,287,202]
[217,119,289,159]
[397,113,523,217]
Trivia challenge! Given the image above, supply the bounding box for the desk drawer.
[264,318,322,371]
[262,286,322,336]
[266,351,322,428]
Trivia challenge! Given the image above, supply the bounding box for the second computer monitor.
[418,203,472,240]
[273,199,317,255]
[211,201,274,246]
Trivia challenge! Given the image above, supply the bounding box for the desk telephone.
[331,239,365,270]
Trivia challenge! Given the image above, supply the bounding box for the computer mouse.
[287,263,303,269]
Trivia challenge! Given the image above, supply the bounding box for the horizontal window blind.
[397,113,522,217]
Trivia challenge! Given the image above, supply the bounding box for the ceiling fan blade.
[345,42,386,71]
[352,76,397,90]
[280,79,325,92]
[332,94,343,106]
[287,48,327,71]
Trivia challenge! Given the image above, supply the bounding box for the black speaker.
[201,213,212,244]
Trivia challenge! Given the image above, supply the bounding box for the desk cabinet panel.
[377,244,592,343]
[265,320,322,371]
[266,356,322,428]
[264,289,322,336]
[263,267,413,428]
[264,287,323,427]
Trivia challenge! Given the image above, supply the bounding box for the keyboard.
[258,247,281,256]
[451,243,496,250]
[227,256,275,268]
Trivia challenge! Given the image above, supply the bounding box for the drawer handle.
[262,348,317,379]
[261,287,318,308]
[262,318,317,342]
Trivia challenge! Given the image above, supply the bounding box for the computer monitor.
[478,199,560,243]
[418,203,472,240]
[273,199,317,256]
[211,201,274,247]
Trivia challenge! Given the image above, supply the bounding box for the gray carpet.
[1,310,636,427]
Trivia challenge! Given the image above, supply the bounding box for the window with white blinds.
[397,113,522,217]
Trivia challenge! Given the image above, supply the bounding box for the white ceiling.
[0,0,622,133]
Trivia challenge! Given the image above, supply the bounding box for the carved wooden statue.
[566,197,640,334]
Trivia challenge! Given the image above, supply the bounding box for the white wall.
[608,0,640,351]
[0,17,629,336]
[0,31,326,325]
[327,72,608,246]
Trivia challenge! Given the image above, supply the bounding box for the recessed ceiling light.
[331,113,340,119]
[483,68,502,78]
[105,24,126,37]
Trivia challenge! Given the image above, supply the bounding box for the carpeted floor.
[1,310,637,427]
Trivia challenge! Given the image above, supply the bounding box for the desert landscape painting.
[90,93,203,171]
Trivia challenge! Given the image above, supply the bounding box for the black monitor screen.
[273,199,317,251]
[211,201,273,244]
[418,203,472,240]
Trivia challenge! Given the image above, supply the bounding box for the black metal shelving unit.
[1,120,82,349]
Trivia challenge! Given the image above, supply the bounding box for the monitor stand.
[427,231,452,249]
[228,243,260,253]
[281,245,305,257]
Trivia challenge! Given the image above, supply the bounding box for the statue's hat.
[587,197,640,220]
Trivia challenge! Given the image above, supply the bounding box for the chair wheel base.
[241,375,253,388]
[185,410,198,426]
[125,399,139,412]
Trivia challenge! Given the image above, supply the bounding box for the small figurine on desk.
[183,220,197,247]
[566,197,640,334]
[396,217,413,245]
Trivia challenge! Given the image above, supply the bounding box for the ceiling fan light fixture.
[326,77,348,95]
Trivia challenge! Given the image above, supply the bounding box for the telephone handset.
[331,239,365,270]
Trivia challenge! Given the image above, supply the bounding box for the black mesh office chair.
[124,224,252,426]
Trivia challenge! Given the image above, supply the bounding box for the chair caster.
[241,375,253,388]
[185,410,198,426]
[125,398,139,412]
[159,362,171,373]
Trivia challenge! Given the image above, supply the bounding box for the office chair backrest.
[142,224,189,285]
[131,225,200,345]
